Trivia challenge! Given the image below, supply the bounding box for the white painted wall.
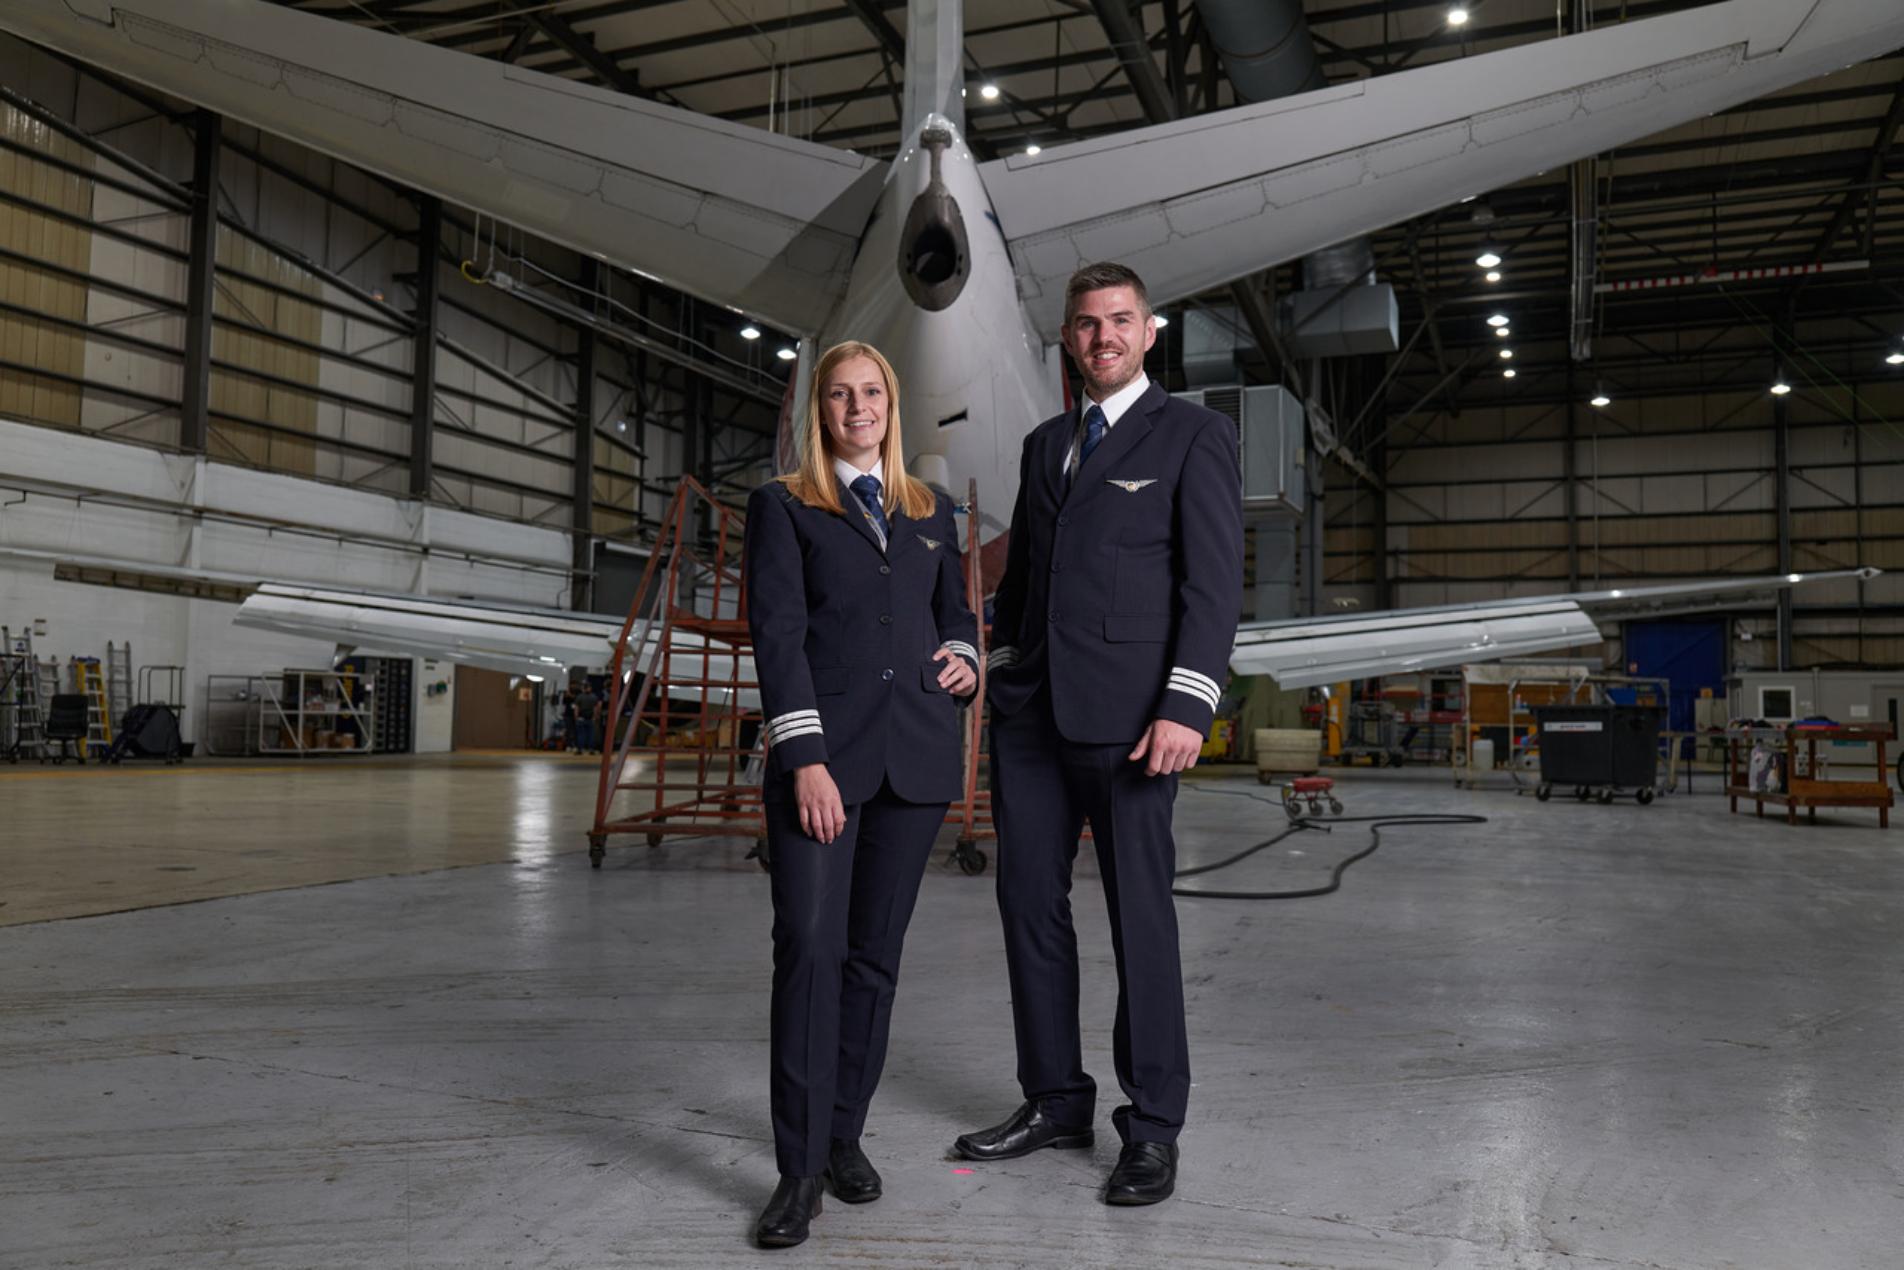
[0,417,569,746]
[414,658,455,754]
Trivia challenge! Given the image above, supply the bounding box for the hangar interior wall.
[0,417,572,745]
[0,35,773,742]
[1320,371,1904,675]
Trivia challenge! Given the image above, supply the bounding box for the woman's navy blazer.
[744,478,980,806]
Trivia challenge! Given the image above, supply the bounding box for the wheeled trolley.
[1530,705,1663,805]
[1282,775,1344,821]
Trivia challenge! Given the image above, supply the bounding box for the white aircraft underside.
[2,0,1900,685]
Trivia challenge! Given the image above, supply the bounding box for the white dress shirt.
[1063,371,1150,478]
[835,454,887,548]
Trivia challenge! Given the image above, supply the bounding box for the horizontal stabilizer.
[0,0,886,335]
[984,0,1904,336]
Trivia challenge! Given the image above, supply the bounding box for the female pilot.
[742,340,979,1249]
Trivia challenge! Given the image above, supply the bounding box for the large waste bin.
[1530,704,1663,805]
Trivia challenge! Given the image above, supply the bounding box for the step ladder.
[105,641,132,734]
[72,656,115,759]
[1,626,48,761]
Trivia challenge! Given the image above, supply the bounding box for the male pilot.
[953,262,1244,1205]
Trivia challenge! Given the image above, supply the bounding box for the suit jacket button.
[1050,561,1061,572]
[879,614,892,624]
[880,668,894,682]
[1048,610,1060,623]
[1056,515,1069,527]
[879,565,891,575]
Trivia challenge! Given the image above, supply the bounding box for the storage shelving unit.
[257,669,374,756]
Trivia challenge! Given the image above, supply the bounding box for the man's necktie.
[1069,404,1107,490]
[850,473,889,542]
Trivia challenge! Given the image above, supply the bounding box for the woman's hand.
[933,646,978,697]
[793,763,846,843]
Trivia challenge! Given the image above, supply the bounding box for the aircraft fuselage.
[816,114,1063,535]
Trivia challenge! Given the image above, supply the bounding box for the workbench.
[1726,725,1894,827]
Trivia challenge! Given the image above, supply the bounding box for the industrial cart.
[1531,704,1664,805]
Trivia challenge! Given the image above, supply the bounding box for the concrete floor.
[2,756,1901,1268]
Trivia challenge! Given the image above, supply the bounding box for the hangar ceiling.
[269,1,1904,413]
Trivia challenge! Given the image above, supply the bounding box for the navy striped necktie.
[850,473,888,539]
[1068,404,1107,489]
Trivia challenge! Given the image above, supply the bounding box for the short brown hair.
[1063,262,1151,326]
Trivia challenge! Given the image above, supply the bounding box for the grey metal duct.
[1199,0,1397,358]
[1182,304,1248,387]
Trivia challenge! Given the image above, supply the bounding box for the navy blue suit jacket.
[744,479,980,805]
[986,380,1244,744]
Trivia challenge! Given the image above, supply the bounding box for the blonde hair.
[777,340,937,521]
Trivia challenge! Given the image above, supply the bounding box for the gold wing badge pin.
[916,535,942,550]
[1107,478,1158,493]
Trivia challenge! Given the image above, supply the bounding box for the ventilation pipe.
[1199,0,1398,358]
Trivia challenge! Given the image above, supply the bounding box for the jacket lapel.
[886,505,920,562]
[1064,381,1163,510]
[835,478,886,555]
[1039,415,1069,509]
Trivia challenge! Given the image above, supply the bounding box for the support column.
[1301,365,1326,616]
[1371,435,1391,611]
[571,261,599,612]
[179,110,220,454]
[408,195,442,500]
[1774,305,1794,671]
[1564,362,1581,591]
[1774,368,1793,672]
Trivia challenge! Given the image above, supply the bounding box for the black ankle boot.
[754,1175,823,1248]
[826,1137,882,1203]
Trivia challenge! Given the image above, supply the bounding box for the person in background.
[575,684,600,754]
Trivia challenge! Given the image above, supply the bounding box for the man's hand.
[793,763,847,842]
[933,646,978,697]
[1128,718,1203,777]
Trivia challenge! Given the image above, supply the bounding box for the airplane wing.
[981,0,1904,336]
[1231,569,1882,689]
[0,0,886,337]
[234,583,636,682]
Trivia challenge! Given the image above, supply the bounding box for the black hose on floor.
[1173,783,1487,901]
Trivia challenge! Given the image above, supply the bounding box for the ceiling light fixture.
[1500,348,1513,360]
[776,347,797,362]
[1502,367,1517,379]
[1487,313,1510,327]
[1485,270,1502,283]
[1025,144,1042,156]
[980,83,1000,101]
[1153,314,1170,328]
[1448,6,1471,27]
[740,325,761,341]
[1476,251,1502,269]
[1770,380,1792,395]
[1590,392,1611,408]
[1494,327,1511,338]
[1888,351,1904,366]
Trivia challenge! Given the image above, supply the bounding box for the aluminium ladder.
[1,626,49,761]
[72,656,115,759]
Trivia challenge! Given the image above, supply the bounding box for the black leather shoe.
[1103,1141,1178,1206]
[826,1138,882,1203]
[754,1175,823,1248]
[952,1101,1094,1161]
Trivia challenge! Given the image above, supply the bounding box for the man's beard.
[1081,354,1138,398]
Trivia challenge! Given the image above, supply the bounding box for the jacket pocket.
[1103,614,1170,643]
[811,666,850,695]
